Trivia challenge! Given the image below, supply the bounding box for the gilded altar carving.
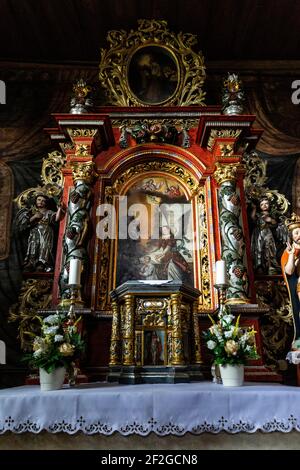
[207,129,242,152]
[214,162,242,185]
[255,279,293,364]
[75,143,90,157]
[8,279,53,350]
[109,300,121,366]
[170,292,184,365]
[67,128,98,138]
[113,160,197,195]
[198,186,212,310]
[15,150,65,209]
[99,19,206,107]
[219,143,234,157]
[123,294,135,365]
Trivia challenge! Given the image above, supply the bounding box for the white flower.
[54,334,64,343]
[224,329,234,338]
[44,314,61,325]
[207,340,217,350]
[43,325,59,335]
[220,314,235,326]
[33,349,43,358]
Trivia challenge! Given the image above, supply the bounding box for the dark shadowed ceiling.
[1,0,300,64]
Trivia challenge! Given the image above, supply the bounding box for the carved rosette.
[170,293,184,365]
[60,161,96,300]
[214,163,249,303]
[109,300,121,366]
[122,294,135,366]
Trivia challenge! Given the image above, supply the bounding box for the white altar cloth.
[0,381,300,435]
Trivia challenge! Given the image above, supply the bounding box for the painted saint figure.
[281,213,300,349]
[16,194,65,272]
[250,197,281,275]
[150,331,163,365]
[139,255,158,280]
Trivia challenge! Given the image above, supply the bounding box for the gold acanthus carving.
[71,161,96,184]
[207,129,242,152]
[99,19,206,107]
[67,128,98,138]
[15,151,65,208]
[113,161,197,194]
[8,279,53,351]
[111,118,198,130]
[75,144,90,157]
[109,300,121,366]
[198,186,212,310]
[219,143,234,157]
[214,163,243,185]
[143,313,165,327]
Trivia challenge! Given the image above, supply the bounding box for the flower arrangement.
[203,309,258,365]
[24,312,85,373]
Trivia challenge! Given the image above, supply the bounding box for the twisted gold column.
[109,300,121,366]
[170,293,184,365]
[122,294,135,366]
[193,301,202,364]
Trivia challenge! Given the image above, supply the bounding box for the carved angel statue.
[70,79,94,114]
[222,72,245,115]
[16,193,66,272]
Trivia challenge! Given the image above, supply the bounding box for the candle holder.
[67,283,84,319]
[214,283,229,317]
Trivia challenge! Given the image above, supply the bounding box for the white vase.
[39,367,66,391]
[219,364,244,387]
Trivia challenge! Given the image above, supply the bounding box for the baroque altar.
[10,19,287,384]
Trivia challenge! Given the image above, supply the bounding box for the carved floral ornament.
[99,19,206,106]
[213,162,244,185]
[71,161,96,184]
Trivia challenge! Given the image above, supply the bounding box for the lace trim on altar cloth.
[1,415,300,435]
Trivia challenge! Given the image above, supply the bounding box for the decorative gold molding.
[75,143,90,157]
[214,162,242,185]
[99,19,206,106]
[113,160,197,195]
[67,128,98,138]
[71,161,95,184]
[219,143,234,157]
[207,129,242,152]
[198,187,212,310]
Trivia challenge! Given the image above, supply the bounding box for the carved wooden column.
[192,300,202,364]
[170,292,185,365]
[214,162,250,303]
[122,293,135,366]
[109,300,121,366]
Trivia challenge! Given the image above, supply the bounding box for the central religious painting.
[116,175,194,286]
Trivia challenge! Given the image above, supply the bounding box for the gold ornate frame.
[99,19,206,106]
[92,160,213,313]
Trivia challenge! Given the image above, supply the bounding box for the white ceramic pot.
[39,367,66,392]
[219,364,244,387]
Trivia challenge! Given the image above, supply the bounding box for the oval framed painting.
[127,45,179,105]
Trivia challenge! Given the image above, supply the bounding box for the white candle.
[215,260,228,285]
[69,259,82,285]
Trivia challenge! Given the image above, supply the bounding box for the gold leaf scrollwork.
[214,162,242,185]
[255,279,293,365]
[15,151,65,208]
[207,129,242,152]
[8,279,53,351]
[198,187,212,310]
[99,19,206,106]
[113,161,197,194]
